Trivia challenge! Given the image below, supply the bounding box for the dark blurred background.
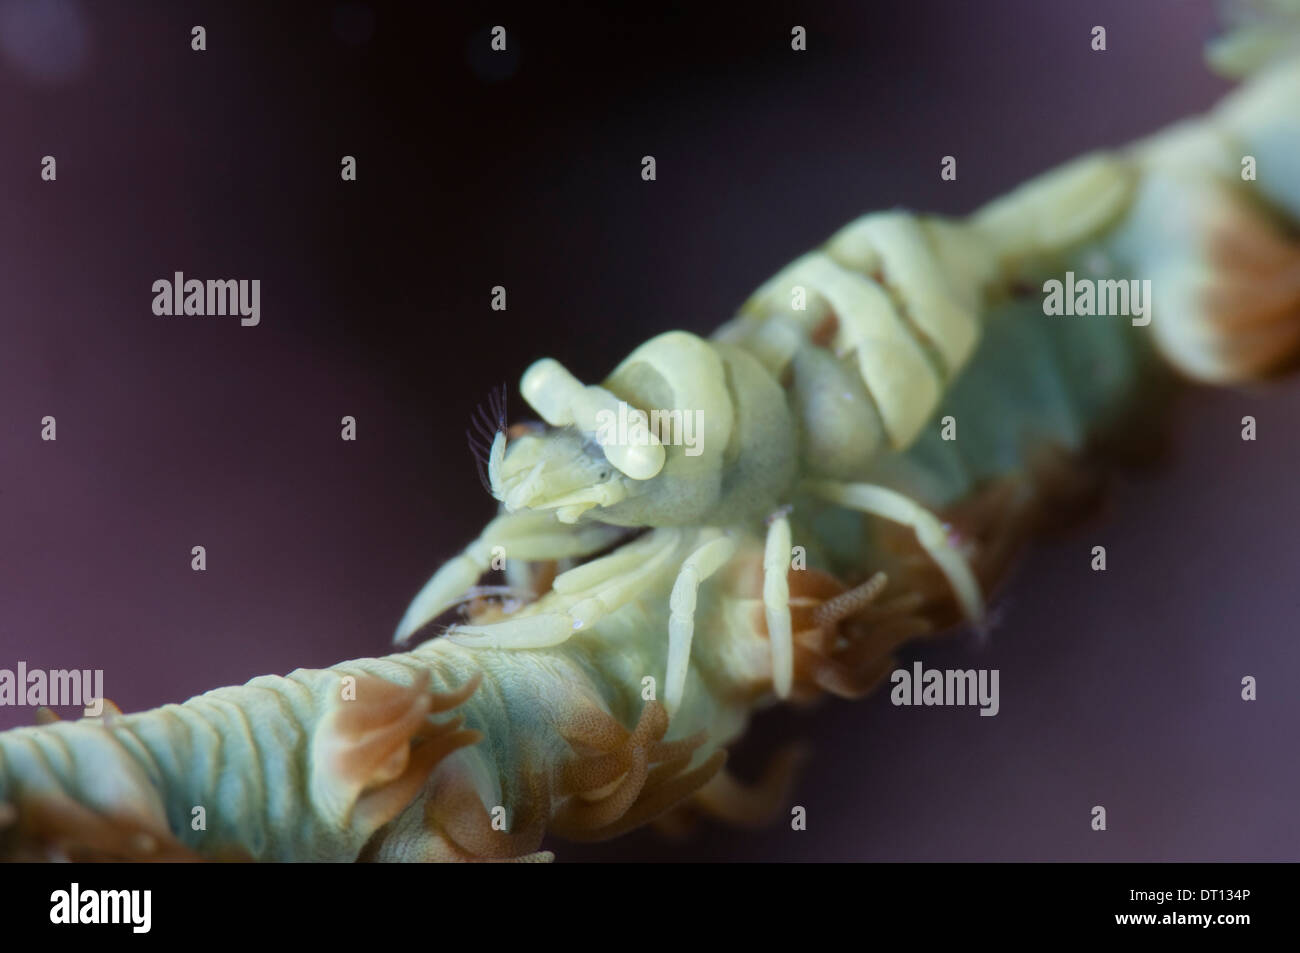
[2,0,1297,860]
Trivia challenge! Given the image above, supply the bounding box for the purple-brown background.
[1,0,1296,860]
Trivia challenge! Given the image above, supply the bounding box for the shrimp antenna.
[466,382,509,495]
